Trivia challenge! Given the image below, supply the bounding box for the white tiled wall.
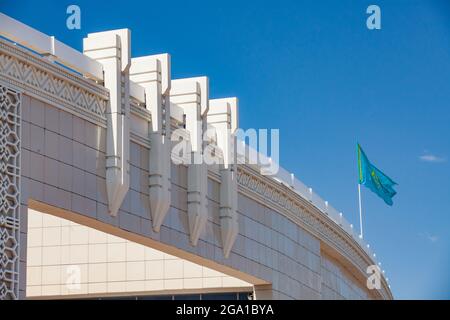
[26,209,251,297]
[20,95,378,300]
[320,252,370,300]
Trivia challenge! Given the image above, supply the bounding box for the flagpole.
[358,183,363,238]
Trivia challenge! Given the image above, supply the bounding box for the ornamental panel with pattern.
[0,83,21,300]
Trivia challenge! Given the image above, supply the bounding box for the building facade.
[0,13,392,300]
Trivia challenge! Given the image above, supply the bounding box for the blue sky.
[1,0,449,299]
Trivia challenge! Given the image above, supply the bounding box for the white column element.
[171,77,209,246]
[130,54,172,232]
[83,29,131,216]
[208,98,239,258]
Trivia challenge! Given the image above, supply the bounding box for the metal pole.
[358,184,363,238]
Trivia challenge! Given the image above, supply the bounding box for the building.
[0,12,392,300]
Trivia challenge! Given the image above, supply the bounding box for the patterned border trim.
[0,84,21,300]
[236,166,392,300]
[0,39,108,126]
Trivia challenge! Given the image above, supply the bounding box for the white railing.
[0,12,146,105]
[0,12,103,81]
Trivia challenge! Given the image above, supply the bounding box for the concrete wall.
[26,209,250,298]
[236,193,322,299]
[14,93,377,299]
[16,93,387,299]
[321,252,371,300]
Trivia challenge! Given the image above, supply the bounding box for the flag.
[357,143,397,206]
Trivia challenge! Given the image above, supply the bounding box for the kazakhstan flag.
[357,144,397,206]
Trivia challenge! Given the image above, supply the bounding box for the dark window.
[238,292,252,300]
[98,296,137,300]
[173,294,200,300]
[81,291,252,301]
[137,295,173,300]
[201,293,237,300]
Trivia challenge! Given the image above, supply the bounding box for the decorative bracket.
[130,54,172,232]
[208,98,239,258]
[171,77,209,246]
[83,29,131,216]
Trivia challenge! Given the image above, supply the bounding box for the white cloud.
[427,235,439,243]
[419,232,439,243]
[419,154,446,163]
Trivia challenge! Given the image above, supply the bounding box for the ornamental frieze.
[0,39,108,124]
[236,166,389,299]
